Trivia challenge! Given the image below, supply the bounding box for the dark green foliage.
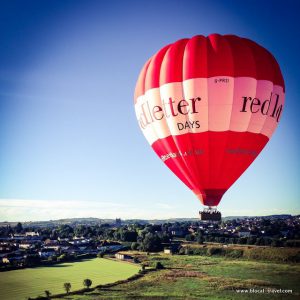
[139,233,162,252]
[24,255,41,267]
[44,290,51,299]
[185,234,194,241]
[207,247,225,256]
[224,249,244,258]
[83,278,92,289]
[57,225,74,239]
[284,240,300,247]
[15,222,23,233]
[131,242,139,250]
[155,261,164,269]
[243,247,300,262]
[63,282,71,294]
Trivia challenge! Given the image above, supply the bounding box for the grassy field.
[65,252,300,300]
[0,258,140,300]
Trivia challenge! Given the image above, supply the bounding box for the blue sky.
[0,0,299,221]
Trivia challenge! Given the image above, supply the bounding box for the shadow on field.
[43,264,71,268]
[37,258,95,269]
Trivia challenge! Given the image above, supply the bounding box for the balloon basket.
[199,207,221,222]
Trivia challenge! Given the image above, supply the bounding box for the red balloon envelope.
[134,34,285,207]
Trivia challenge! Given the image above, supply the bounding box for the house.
[168,227,187,237]
[43,240,61,251]
[188,226,198,233]
[81,245,98,254]
[64,245,81,255]
[19,240,40,250]
[164,248,172,254]
[238,231,251,237]
[2,254,24,264]
[58,237,70,242]
[59,241,72,251]
[115,253,133,260]
[11,233,26,238]
[0,241,16,253]
[97,244,124,253]
[162,243,181,254]
[69,237,91,245]
[38,248,56,258]
[25,231,39,237]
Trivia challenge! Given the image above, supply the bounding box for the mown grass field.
[66,252,300,300]
[0,258,140,300]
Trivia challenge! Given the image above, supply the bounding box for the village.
[0,214,299,269]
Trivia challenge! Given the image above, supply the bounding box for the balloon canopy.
[134,34,285,207]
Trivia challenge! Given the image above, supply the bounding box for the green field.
[66,253,300,300]
[0,258,140,300]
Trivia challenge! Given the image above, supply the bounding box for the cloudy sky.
[0,0,299,221]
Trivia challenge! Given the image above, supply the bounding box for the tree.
[63,282,71,294]
[196,232,204,244]
[83,278,92,289]
[255,237,264,246]
[140,233,162,252]
[271,239,282,247]
[131,242,139,250]
[97,252,105,258]
[247,236,256,245]
[24,255,41,267]
[155,261,164,269]
[58,225,74,238]
[44,290,51,299]
[185,234,195,241]
[15,222,23,233]
[122,230,138,242]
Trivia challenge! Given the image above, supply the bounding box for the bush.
[184,247,193,255]
[284,240,300,247]
[178,244,300,263]
[131,242,139,250]
[185,234,195,241]
[178,247,185,255]
[57,254,67,262]
[207,247,224,256]
[225,249,244,258]
[155,261,164,269]
[243,247,300,262]
[192,248,208,256]
[47,255,57,262]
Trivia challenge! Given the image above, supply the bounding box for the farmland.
[64,252,300,300]
[0,258,139,300]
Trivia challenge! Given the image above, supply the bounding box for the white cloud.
[0,199,128,221]
[1,199,296,222]
[0,199,185,221]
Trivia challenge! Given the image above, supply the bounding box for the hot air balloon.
[134,34,285,221]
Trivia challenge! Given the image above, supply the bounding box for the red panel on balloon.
[151,131,269,206]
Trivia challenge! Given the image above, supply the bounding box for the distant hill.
[0,214,296,227]
[223,214,293,221]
